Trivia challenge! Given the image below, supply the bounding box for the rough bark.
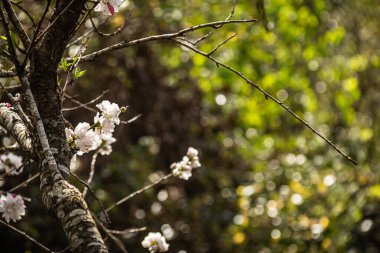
[28,0,87,174]
[0,107,32,152]
[40,166,107,252]
[19,1,109,252]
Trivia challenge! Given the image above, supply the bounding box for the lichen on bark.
[0,106,32,152]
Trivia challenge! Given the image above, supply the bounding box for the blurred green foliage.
[1,0,380,252]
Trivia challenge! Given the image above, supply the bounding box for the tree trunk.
[22,1,108,252]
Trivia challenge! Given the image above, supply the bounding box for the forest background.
[1,0,379,252]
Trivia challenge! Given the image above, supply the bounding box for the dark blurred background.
[1,0,380,252]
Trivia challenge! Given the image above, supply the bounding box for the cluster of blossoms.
[142,232,169,253]
[170,147,201,180]
[65,100,126,156]
[0,152,23,175]
[95,0,123,15]
[0,193,26,223]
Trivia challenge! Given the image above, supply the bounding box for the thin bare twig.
[77,19,257,62]
[11,1,37,27]
[0,190,31,202]
[67,28,94,48]
[225,0,238,22]
[0,159,27,177]
[63,94,98,113]
[191,31,214,45]
[2,0,30,48]
[120,114,142,125]
[62,90,109,112]
[22,0,52,68]
[34,0,76,45]
[107,227,147,235]
[70,171,111,224]
[0,5,21,67]
[89,11,126,37]
[93,215,129,253]
[83,152,98,198]
[207,33,237,56]
[174,38,358,165]
[9,172,40,192]
[70,2,97,40]
[0,219,53,252]
[105,173,173,213]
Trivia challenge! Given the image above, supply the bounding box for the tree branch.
[77,19,257,62]
[0,219,53,252]
[2,0,30,48]
[0,106,31,152]
[11,1,36,27]
[174,38,358,165]
[0,82,33,130]
[105,173,173,213]
[0,4,21,67]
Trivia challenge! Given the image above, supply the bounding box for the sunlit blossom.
[142,232,169,252]
[171,147,201,180]
[66,101,125,156]
[96,100,121,124]
[66,122,101,155]
[94,100,124,140]
[171,159,193,180]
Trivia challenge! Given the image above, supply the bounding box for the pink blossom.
[95,0,123,16]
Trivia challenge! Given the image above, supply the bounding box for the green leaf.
[59,58,69,72]
[72,56,79,65]
[74,68,87,79]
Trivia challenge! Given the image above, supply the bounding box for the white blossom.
[96,100,121,124]
[0,193,26,223]
[142,232,169,253]
[171,159,193,180]
[66,123,101,155]
[65,128,75,144]
[75,123,101,155]
[171,147,201,180]
[99,137,116,156]
[66,101,125,156]
[94,113,116,140]
[95,0,122,16]
[94,100,123,140]
[0,153,23,175]
[187,146,201,168]
[187,147,199,158]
